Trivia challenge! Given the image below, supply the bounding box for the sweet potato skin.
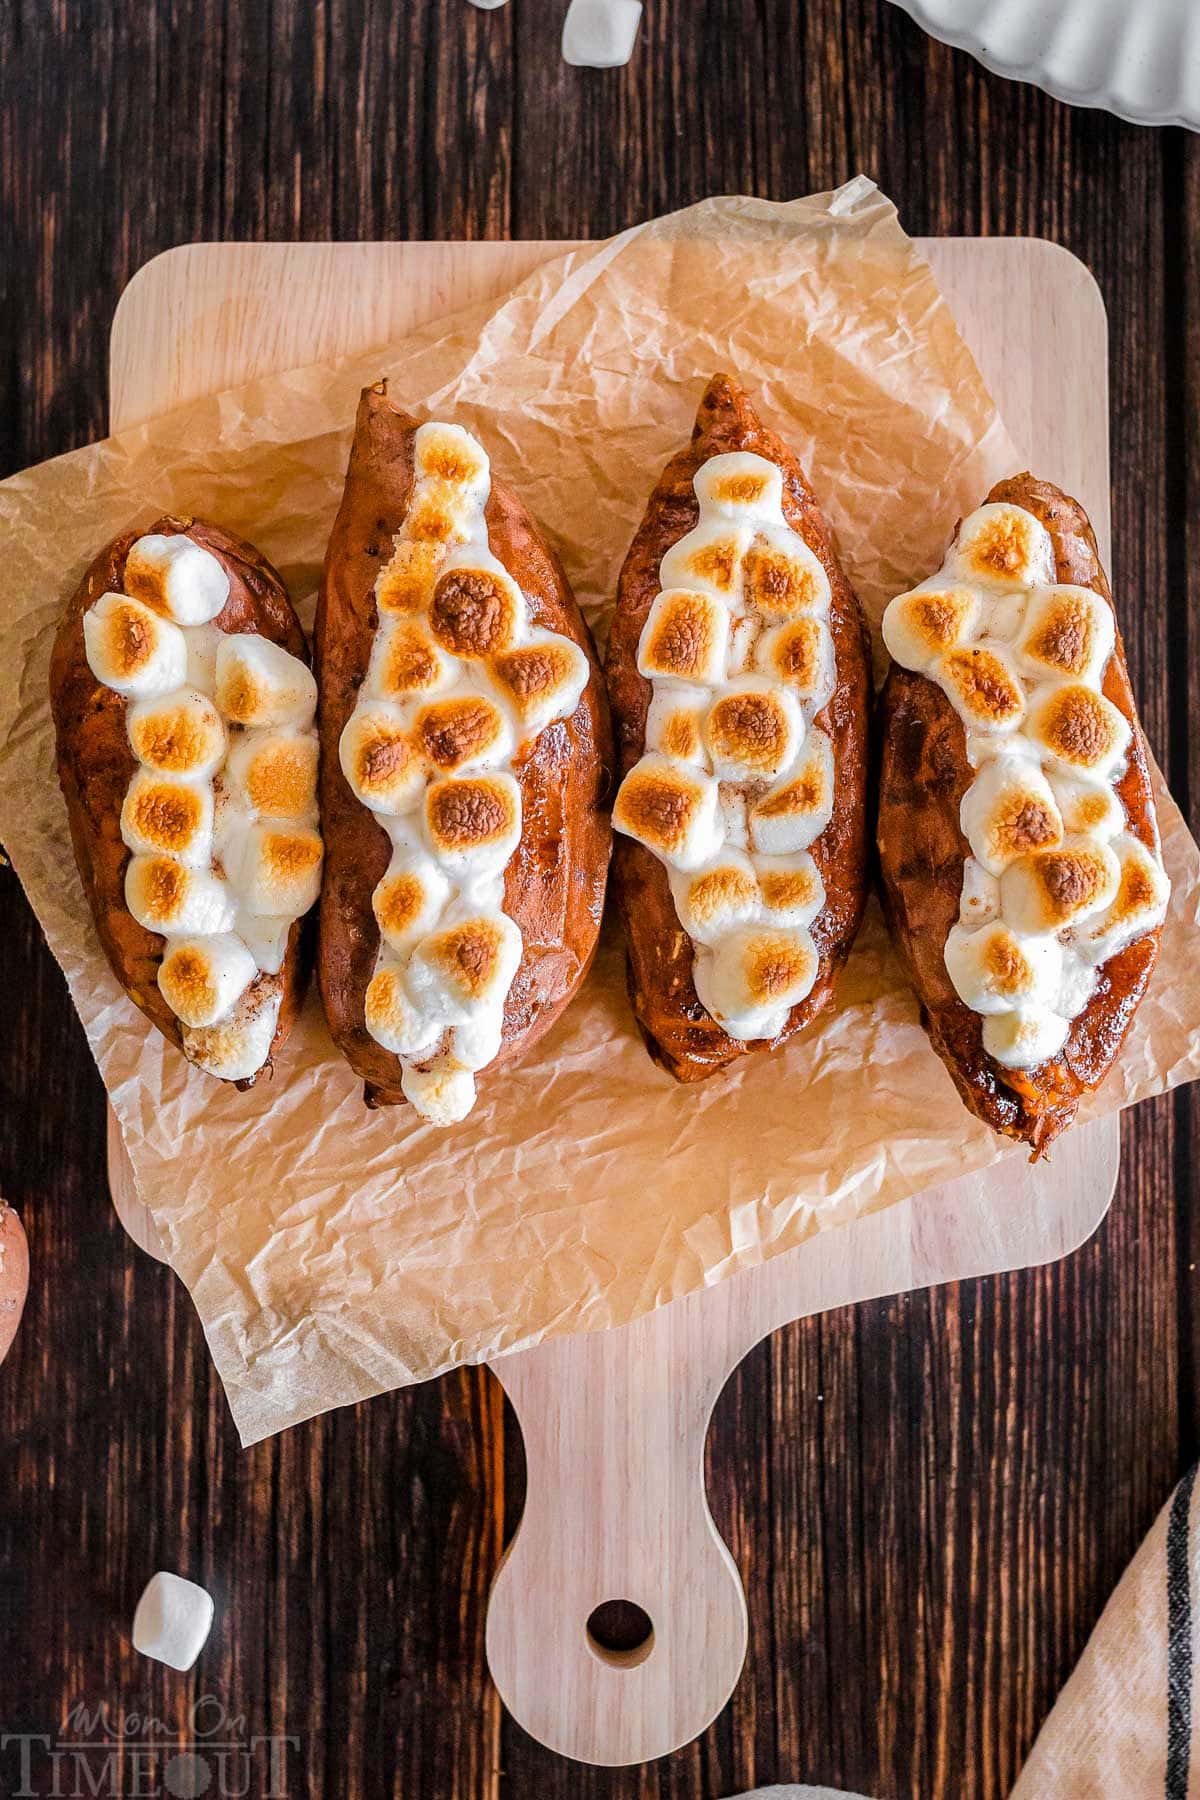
[49,516,311,1082]
[876,474,1161,1154]
[604,373,873,1082]
[315,383,613,1105]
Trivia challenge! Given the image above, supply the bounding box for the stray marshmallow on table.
[131,1573,214,1671]
[562,0,643,66]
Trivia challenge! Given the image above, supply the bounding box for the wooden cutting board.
[107,236,1119,1766]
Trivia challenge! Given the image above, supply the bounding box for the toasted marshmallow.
[659,521,750,601]
[232,823,324,918]
[413,420,490,495]
[756,617,835,707]
[1015,584,1114,685]
[214,634,317,729]
[404,477,484,546]
[372,848,453,955]
[84,593,187,698]
[121,771,214,868]
[401,1061,478,1126]
[944,920,1063,1015]
[158,933,257,1029]
[741,527,830,622]
[376,539,446,615]
[959,856,1001,928]
[704,680,804,782]
[668,853,760,946]
[693,452,783,519]
[429,553,524,658]
[753,851,826,928]
[882,584,981,675]
[960,756,1063,876]
[938,643,1025,735]
[363,962,441,1059]
[366,619,452,701]
[612,755,721,871]
[693,924,818,1039]
[232,912,293,976]
[951,503,1055,591]
[183,986,280,1082]
[339,700,423,815]
[127,688,225,778]
[124,533,230,626]
[1068,832,1171,965]
[424,771,522,876]
[490,632,590,734]
[416,692,513,773]
[125,856,237,937]
[1026,682,1131,777]
[748,728,835,855]
[999,839,1121,935]
[406,912,522,1024]
[644,683,710,768]
[225,729,318,823]
[1047,770,1125,839]
[982,1006,1070,1069]
[637,587,729,686]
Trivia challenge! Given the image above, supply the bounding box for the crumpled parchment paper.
[1,179,1196,1442]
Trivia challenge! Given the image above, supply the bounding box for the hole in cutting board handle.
[586,1599,655,1669]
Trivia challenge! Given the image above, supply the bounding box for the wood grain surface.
[0,4,1195,1798]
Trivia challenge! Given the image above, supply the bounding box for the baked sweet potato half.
[877,474,1170,1154]
[605,373,873,1082]
[315,382,612,1125]
[50,516,322,1085]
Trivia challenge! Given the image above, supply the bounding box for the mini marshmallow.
[669,853,760,947]
[882,584,981,675]
[562,0,644,67]
[489,631,590,734]
[124,533,230,626]
[126,688,226,779]
[339,700,424,815]
[741,527,831,622]
[959,856,1001,928]
[413,420,491,495]
[959,755,1063,876]
[232,823,324,918]
[125,856,238,937]
[183,986,281,1082]
[950,503,1055,591]
[121,771,214,868]
[366,618,452,701]
[424,771,522,876]
[429,552,524,658]
[659,522,751,601]
[637,587,730,686]
[937,642,1026,734]
[401,1061,478,1126]
[416,692,514,773]
[704,680,804,782]
[748,727,835,855]
[644,682,711,768]
[364,962,442,1059]
[131,1572,215,1672]
[406,912,523,1024]
[372,847,453,955]
[448,1010,505,1073]
[376,539,446,615]
[214,634,317,729]
[944,920,1063,1015]
[693,451,783,520]
[999,839,1121,936]
[157,933,258,1028]
[1048,770,1125,839]
[1068,832,1171,965]
[232,911,293,976]
[753,851,826,928]
[693,924,818,1040]
[1015,584,1114,685]
[982,1006,1070,1069]
[612,754,721,871]
[226,728,319,822]
[756,617,835,707]
[404,476,486,546]
[1025,682,1131,777]
[84,593,188,698]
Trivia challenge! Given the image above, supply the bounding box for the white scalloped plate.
[892,0,1200,131]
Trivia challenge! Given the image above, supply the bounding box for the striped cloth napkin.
[728,1466,1199,1799]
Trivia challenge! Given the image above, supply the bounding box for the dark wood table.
[2,4,1196,1796]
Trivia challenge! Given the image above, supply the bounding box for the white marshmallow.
[1048,770,1125,840]
[401,1062,478,1126]
[756,617,835,708]
[982,1006,1070,1069]
[882,583,981,675]
[126,688,226,779]
[644,682,711,768]
[693,924,818,1040]
[612,754,721,871]
[748,727,835,855]
[124,534,230,626]
[561,0,644,67]
[741,525,831,622]
[959,755,1063,876]
[1015,584,1114,685]
[1067,832,1171,966]
[233,912,293,976]
[944,920,1063,1015]
[121,771,214,868]
[84,593,187,698]
[339,700,424,815]
[363,962,442,1060]
[214,634,317,729]
[157,933,257,1029]
[950,503,1055,591]
[692,451,784,520]
[753,851,826,928]
[231,823,323,918]
[225,728,319,823]
[958,857,1001,928]
[372,847,453,956]
[405,912,523,1025]
[668,853,761,947]
[490,631,590,735]
[125,857,238,937]
[659,521,751,602]
[183,986,281,1082]
[449,1010,505,1072]
[703,679,804,783]
[637,587,730,686]
[131,1572,214,1672]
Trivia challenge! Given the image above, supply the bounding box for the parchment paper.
[2,180,1197,1443]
